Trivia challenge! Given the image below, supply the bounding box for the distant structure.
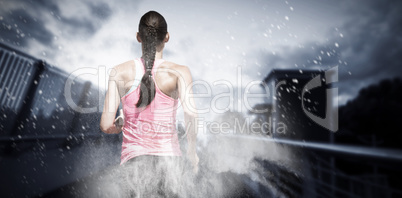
[0,42,113,197]
[252,68,336,142]
[0,42,103,137]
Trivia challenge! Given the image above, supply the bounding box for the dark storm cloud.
[87,2,112,20]
[59,16,98,37]
[0,0,113,49]
[0,8,53,47]
[339,1,402,79]
[256,42,341,70]
[0,0,60,47]
[30,0,59,12]
[252,0,402,102]
[334,0,402,101]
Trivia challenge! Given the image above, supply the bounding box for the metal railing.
[222,134,402,197]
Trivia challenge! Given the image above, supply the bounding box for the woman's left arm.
[100,70,123,134]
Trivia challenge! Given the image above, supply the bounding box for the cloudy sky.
[1,0,401,119]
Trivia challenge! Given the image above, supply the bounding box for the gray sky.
[1,0,401,118]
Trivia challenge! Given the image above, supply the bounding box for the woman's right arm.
[100,68,123,134]
[177,65,199,174]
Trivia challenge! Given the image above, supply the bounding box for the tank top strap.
[121,58,144,98]
[134,58,144,77]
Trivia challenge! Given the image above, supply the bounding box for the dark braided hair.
[136,11,168,108]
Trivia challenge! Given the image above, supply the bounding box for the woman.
[100,11,199,196]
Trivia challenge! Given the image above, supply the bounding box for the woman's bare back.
[113,59,186,100]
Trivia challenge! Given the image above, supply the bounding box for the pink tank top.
[120,58,182,165]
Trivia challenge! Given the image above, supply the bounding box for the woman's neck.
[141,49,163,60]
[155,50,163,59]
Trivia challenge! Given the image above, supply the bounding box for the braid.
[136,11,167,108]
[145,26,157,76]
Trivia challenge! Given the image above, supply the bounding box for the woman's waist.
[122,125,179,138]
[122,132,181,148]
[124,119,176,131]
[124,112,177,122]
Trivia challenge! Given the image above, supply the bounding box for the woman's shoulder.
[160,61,192,76]
[113,59,136,72]
[110,60,136,81]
